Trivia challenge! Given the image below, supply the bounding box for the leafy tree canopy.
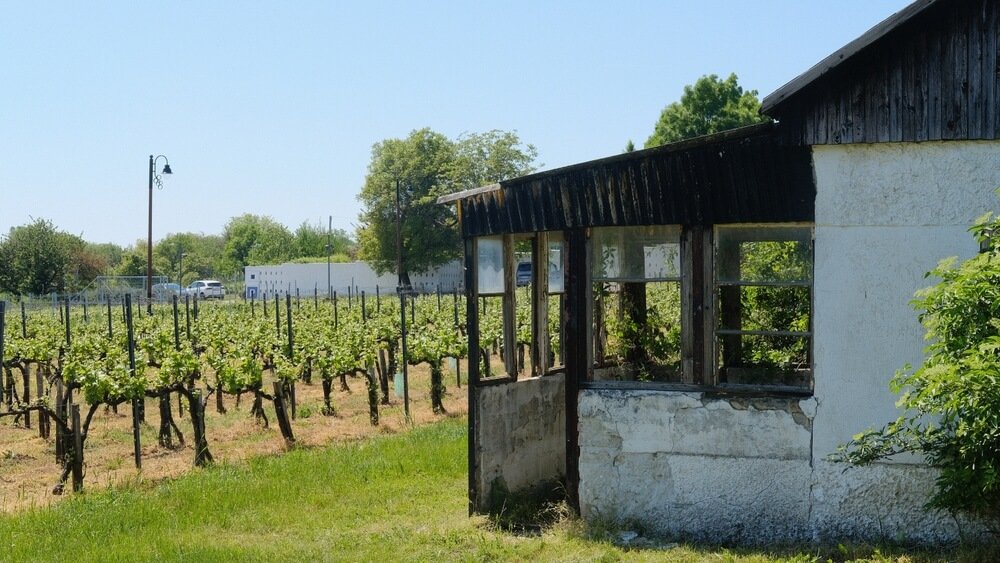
[0,219,84,295]
[645,73,769,148]
[356,128,537,281]
[154,232,225,285]
[293,221,354,261]
[221,214,295,275]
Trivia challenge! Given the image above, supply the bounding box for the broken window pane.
[715,225,813,389]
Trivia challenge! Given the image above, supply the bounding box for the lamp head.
[161,163,173,175]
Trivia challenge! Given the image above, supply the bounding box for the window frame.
[579,222,815,396]
[710,224,815,393]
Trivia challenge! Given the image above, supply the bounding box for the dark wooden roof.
[439,124,815,238]
[763,0,1000,144]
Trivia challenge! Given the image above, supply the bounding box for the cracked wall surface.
[578,390,815,544]
[575,141,1000,543]
[475,374,566,510]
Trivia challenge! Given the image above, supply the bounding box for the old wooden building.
[440,0,1000,543]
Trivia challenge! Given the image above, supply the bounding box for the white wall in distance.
[244,260,462,298]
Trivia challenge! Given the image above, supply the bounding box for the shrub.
[835,208,1000,532]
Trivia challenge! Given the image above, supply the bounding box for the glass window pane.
[592,225,681,281]
[476,236,504,295]
[716,226,813,284]
[548,235,565,294]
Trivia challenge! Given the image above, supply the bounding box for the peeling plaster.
[574,142,1000,544]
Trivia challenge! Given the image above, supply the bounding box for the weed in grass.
[105,454,124,471]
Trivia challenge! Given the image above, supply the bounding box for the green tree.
[645,73,769,148]
[114,242,148,278]
[155,232,226,285]
[453,129,538,189]
[85,242,125,273]
[836,209,1000,529]
[0,219,77,295]
[356,128,536,283]
[293,221,355,260]
[221,214,295,274]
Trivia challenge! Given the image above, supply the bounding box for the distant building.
[243,261,462,299]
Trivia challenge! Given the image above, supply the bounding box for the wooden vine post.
[125,294,142,470]
[271,381,295,446]
[285,293,296,418]
[361,296,379,425]
[70,404,83,492]
[173,295,184,418]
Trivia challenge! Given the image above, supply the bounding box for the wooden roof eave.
[436,122,778,207]
[761,0,940,115]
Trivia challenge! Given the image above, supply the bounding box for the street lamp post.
[147,154,172,314]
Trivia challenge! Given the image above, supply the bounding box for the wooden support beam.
[531,233,551,376]
[563,228,589,512]
[464,237,481,514]
[501,234,518,379]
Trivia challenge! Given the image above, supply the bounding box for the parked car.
[151,282,182,302]
[516,262,532,286]
[185,280,226,300]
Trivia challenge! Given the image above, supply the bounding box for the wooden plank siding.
[452,125,815,239]
[768,0,1000,145]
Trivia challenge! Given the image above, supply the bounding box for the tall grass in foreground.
[0,418,994,562]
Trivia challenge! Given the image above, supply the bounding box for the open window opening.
[591,226,684,383]
[714,225,813,390]
[475,233,567,379]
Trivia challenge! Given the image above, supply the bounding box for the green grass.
[0,419,995,562]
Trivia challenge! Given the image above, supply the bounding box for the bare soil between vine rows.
[0,361,468,512]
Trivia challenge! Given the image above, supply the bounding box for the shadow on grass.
[484,478,570,535]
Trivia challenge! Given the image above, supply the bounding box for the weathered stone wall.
[576,141,1000,543]
[475,374,566,510]
[578,390,816,544]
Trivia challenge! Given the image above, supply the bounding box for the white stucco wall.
[579,390,816,544]
[475,374,566,510]
[809,140,1000,541]
[575,140,1000,543]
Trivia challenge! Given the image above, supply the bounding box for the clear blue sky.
[1,1,912,246]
